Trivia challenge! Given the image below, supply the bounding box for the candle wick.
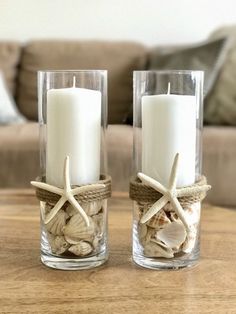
[73,76,76,88]
[167,82,171,94]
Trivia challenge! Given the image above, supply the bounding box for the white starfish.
[31,156,105,227]
[138,153,210,233]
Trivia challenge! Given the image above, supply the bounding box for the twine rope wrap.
[35,174,112,204]
[130,175,208,208]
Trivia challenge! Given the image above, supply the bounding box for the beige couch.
[0,40,235,207]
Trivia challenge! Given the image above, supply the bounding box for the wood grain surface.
[0,189,235,314]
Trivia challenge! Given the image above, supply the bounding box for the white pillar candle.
[46,85,101,187]
[142,91,196,188]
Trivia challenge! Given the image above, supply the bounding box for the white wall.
[0,0,236,46]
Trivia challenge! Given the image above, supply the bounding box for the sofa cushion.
[204,26,236,125]
[202,126,236,205]
[124,38,229,124]
[109,125,236,207]
[0,122,39,188]
[0,41,21,94]
[0,72,26,125]
[107,125,236,206]
[16,40,148,124]
[1,122,236,207]
[0,122,133,190]
[149,38,228,97]
[107,125,133,191]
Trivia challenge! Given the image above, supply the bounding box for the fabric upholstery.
[0,41,21,94]
[0,123,235,207]
[16,40,148,123]
[107,125,133,191]
[0,72,25,124]
[0,122,39,188]
[204,26,236,125]
[124,38,229,124]
[0,38,235,207]
[108,125,236,206]
[0,123,133,190]
[149,38,229,97]
[202,126,236,205]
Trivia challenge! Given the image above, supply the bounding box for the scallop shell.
[63,214,95,244]
[155,221,187,249]
[45,210,68,235]
[146,227,156,242]
[81,200,103,216]
[93,213,104,236]
[47,234,69,255]
[144,239,174,258]
[66,200,103,218]
[68,241,93,256]
[146,209,171,229]
[66,205,78,217]
[139,225,157,246]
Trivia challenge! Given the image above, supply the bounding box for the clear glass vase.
[131,70,205,269]
[36,70,109,270]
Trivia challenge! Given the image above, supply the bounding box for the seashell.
[66,200,103,218]
[162,202,173,212]
[81,200,103,216]
[63,214,95,244]
[169,211,178,222]
[182,225,198,253]
[184,202,200,226]
[146,209,171,229]
[145,227,156,242]
[151,238,171,250]
[40,202,51,220]
[137,202,150,216]
[138,223,147,245]
[155,221,187,249]
[45,203,54,215]
[47,234,69,255]
[68,241,93,256]
[139,225,157,246]
[93,213,104,236]
[144,239,174,258]
[92,236,100,250]
[45,210,68,235]
[47,232,54,245]
[41,202,58,218]
[66,205,78,217]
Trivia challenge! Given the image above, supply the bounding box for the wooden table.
[0,190,235,314]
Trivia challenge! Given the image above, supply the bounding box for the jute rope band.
[35,174,112,204]
[130,175,208,208]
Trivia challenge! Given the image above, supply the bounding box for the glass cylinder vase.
[36,70,109,270]
[131,70,206,270]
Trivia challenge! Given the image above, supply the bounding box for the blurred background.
[0,0,236,207]
[0,0,235,44]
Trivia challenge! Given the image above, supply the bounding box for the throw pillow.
[16,40,148,124]
[0,71,26,125]
[204,26,236,125]
[124,38,229,125]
